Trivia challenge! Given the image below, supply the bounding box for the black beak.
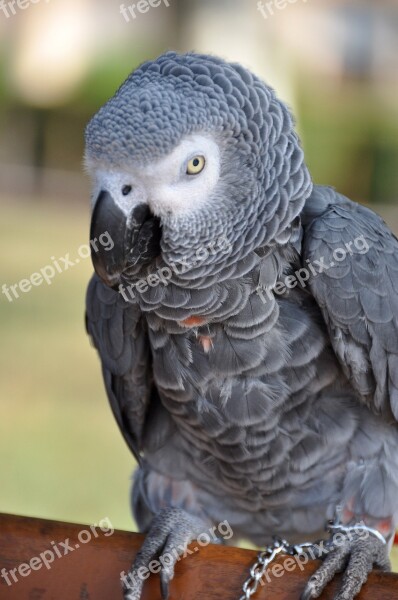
[90,190,162,288]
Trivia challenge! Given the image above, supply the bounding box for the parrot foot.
[301,526,391,600]
[122,507,209,600]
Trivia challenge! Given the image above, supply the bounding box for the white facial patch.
[87,134,221,219]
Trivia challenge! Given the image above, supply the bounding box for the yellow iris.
[186,155,205,175]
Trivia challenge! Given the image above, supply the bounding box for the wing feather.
[302,186,398,420]
[86,274,154,461]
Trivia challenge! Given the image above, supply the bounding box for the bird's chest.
[150,318,295,462]
[147,301,349,502]
[149,315,274,399]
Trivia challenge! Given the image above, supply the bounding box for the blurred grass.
[297,78,398,205]
[0,197,397,569]
[0,197,135,531]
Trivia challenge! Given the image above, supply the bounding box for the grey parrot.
[84,51,398,600]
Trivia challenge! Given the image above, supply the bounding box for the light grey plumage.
[85,52,398,599]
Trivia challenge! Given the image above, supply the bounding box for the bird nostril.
[122,185,132,196]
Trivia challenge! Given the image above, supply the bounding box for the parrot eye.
[186,156,205,175]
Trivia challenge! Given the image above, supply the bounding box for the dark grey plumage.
[85,52,398,600]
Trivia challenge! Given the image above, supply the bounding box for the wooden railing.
[0,513,398,599]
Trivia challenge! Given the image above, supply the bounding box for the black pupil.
[122,185,132,196]
[193,158,200,167]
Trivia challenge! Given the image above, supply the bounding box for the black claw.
[160,575,170,600]
[300,586,315,600]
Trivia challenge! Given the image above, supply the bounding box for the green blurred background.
[1,0,398,562]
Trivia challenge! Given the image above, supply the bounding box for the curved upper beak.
[90,190,162,287]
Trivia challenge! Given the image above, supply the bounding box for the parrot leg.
[122,507,210,600]
[300,524,391,600]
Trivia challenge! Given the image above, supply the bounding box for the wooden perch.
[0,513,398,599]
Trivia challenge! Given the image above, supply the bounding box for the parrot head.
[85,51,312,290]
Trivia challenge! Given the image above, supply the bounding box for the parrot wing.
[302,185,398,421]
[85,274,154,462]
